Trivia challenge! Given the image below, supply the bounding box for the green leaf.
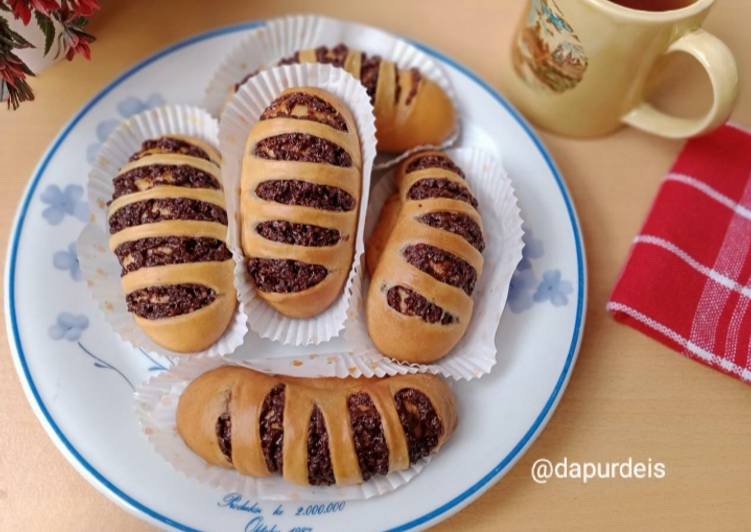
[1,72,35,110]
[76,29,95,42]
[0,17,35,49]
[16,57,35,76]
[54,30,65,59]
[0,14,12,38]
[34,11,55,56]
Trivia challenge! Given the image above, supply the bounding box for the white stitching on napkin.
[666,173,751,221]
[689,176,751,359]
[634,235,751,299]
[606,301,751,382]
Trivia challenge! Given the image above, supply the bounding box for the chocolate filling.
[360,55,381,103]
[417,211,485,252]
[216,393,232,463]
[307,406,335,486]
[108,198,227,234]
[394,388,443,464]
[126,283,216,319]
[406,154,465,178]
[260,92,348,131]
[114,236,231,275]
[255,179,355,212]
[259,384,285,474]
[254,133,352,167]
[247,258,328,293]
[314,44,349,67]
[348,392,389,481]
[112,164,220,199]
[403,243,477,295]
[235,48,301,91]
[277,50,300,66]
[234,69,259,92]
[129,137,212,162]
[256,220,341,247]
[405,68,422,105]
[386,285,455,325]
[407,178,478,208]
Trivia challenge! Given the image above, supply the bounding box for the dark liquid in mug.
[607,0,696,11]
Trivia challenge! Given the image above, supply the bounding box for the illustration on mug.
[512,0,588,93]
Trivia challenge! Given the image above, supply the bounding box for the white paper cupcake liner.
[220,63,377,346]
[78,104,248,358]
[204,13,460,169]
[135,356,432,500]
[225,148,523,380]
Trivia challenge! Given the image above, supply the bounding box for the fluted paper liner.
[204,13,460,169]
[135,356,432,500]
[227,148,524,380]
[78,105,248,358]
[220,63,376,346]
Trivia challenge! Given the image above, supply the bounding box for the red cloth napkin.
[608,124,751,384]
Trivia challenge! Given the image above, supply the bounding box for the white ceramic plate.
[5,20,586,532]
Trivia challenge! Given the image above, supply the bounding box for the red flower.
[55,2,96,61]
[1,0,98,109]
[65,35,93,61]
[6,0,61,24]
[0,53,30,87]
[63,29,93,60]
[6,0,32,24]
[62,0,99,17]
[0,53,34,109]
[31,0,61,13]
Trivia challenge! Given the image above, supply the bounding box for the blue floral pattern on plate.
[40,184,89,225]
[507,222,573,313]
[86,93,165,163]
[518,224,544,270]
[53,242,82,281]
[48,312,169,391]
[47,311,134,391]
[41,94,170,391]
[86,120,120,163]
[49,312,89,341]
[507,268,537,313]
[534,270,572,306]
[138,348,170,372]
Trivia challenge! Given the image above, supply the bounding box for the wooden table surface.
[2,1,750,530]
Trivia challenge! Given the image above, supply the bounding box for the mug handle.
[621,29,739,139]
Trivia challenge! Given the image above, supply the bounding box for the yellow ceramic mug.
[505,0,739,138]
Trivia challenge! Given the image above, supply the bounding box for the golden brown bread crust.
[240,87,362,318]
[232,45,455,154]
[373,70,455,153]
[366,150,485,363]
[365,193,400,277]
[177,366,457,487]
[107,136,236,353]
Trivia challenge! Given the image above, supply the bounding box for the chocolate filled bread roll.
[233,44,455,153]
[241,87,362,318]
[366,151,485,363]
[177,365,457,486]
[107,135,236,353]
